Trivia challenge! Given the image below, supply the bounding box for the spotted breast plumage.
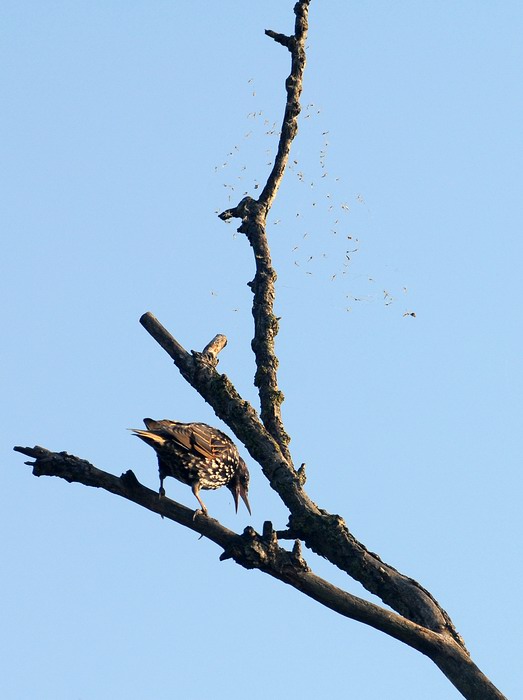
[131,418,251,516]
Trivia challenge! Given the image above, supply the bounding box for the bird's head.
[227,456,251,515]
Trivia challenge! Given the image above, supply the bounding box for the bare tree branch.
[139,312,467,648]
[219,0,310,461]
[14,2,509,698]
[212,0,464,647]
[14,445,507,700]
[12,445,427,643]
[139,312,289,477]
[201,334,228,361]
[260,0,310,210]
[220,199,290,459]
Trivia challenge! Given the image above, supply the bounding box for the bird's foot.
[193,507,208,521]
[157,488,166,519]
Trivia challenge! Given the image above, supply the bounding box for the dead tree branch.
[12,445,431,644]
[138,312,463,648]
[13,2,508,698]
[14,445,505,700]
[260,1,309,210]
[219,0,310,460]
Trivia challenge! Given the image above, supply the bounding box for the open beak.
[233,482,252,515]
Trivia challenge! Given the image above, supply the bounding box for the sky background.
[2,2,522,698]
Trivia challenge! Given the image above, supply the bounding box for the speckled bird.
[131,418,251,516]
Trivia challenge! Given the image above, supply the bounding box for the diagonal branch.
[14,1,508,696]
[10,444,420,641]
[218,1,310,461]
[139,312,464,647]
[14,444,507,700]
[139,312,289,477]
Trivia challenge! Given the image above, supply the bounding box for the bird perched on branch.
[131,418,251,516]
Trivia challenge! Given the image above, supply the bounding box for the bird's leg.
[191,482,208,519]
[157,476,166,520]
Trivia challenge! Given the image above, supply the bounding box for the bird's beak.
[233,483,252,515]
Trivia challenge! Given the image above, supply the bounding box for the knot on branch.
[120,469,141,490]
[285,74,298,91]
[289,507,347,531]
[192,334,228,368]
[219,196,263,224]
[291,539,308,570]
[297,463,307,485]
[265,30,294,49]
[262,520,278,544]
[219,525,309,575]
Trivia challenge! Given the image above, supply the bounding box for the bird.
[131,418,251,516]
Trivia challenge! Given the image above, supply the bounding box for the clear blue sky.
[2,2,521,698]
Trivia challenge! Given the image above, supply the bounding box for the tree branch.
[260,0,310,210]
[138,313,464,646]
[139,312,290,479]
[218,0,310,461]
[211,0,465,647]
[14,2,509,697]
[14,445,507,700]
[11,445,421,642]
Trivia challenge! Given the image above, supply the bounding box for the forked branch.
[138,313,464,649]
[219,0,310,461]
[13,2,508,698]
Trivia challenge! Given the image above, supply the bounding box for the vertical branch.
[259,0,310,209]
[219,1,310,464]
[243,204,290,461]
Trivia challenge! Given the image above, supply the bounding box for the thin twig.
[260,0,310,209]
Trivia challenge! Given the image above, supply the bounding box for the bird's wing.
[189,424,230,460]
[158,422,224,460]
[140,420,232,460]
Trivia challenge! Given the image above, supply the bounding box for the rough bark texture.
[218,0,309,462]
[14,443,507,700]
[14,2,507,699]
[137,314,463,642]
